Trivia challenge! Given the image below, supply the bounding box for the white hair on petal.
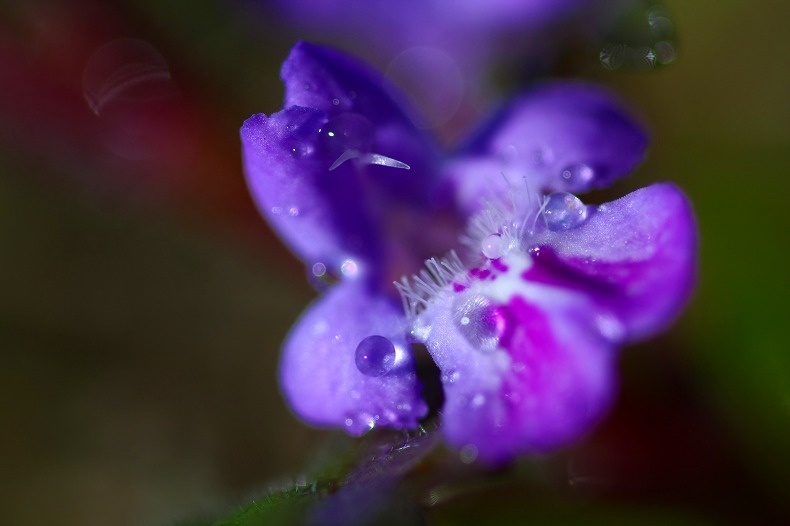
[394,251,466,318]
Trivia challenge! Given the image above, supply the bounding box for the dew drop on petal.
[442,370,460,383]
[481,233,505,260]
[355,335,397,377]
[452,295,506,352]
[558,162,594,188]
[288,206,299,217]
[543,192,589,231]
[289,142,313,158]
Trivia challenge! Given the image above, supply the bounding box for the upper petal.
[527,183,697,340]
[445,83,649,216]
[242,108,382,274]
[279,280,428,435]
[242,43,442,274]
[281,42,440,203]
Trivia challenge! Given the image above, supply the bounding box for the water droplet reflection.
[452,295,506,352]
[355,335,397,377]
[481,233,505,260]
[543,193,588,231]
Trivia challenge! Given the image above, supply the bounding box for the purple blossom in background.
[241,42,696,463]
[269,0,608,128]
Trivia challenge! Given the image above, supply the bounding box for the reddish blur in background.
[1,1,788,525]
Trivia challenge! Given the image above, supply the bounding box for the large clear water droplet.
[322,112,374,152]
[543,192,588,231]
[355,335,396,377]
[452,295,506,352]
[481,233,505,260]
[558,162,594,189]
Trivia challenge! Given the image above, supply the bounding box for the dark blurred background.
[1,1,788,525]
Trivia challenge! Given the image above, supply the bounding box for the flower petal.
[527,183,697,340]
[279,281,427,435]
[446,83,649,215]
[417,280,616,464]
[242,43,443,273]
[282,42,440,203]
[242,107,382,273]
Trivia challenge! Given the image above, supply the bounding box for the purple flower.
[241,42,696,463]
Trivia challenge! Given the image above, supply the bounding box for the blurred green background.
[1,1,788,525]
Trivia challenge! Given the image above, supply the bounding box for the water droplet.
[442,370,460,383]
[83,39,175,116]
[543,192,589,231]
[321,112,374,152]
[647,7,674,36]
[288,206,299,217]
[344,417,353,427]
[332,98,340,106]
[471,394,485,408]
[452,295,506,352]
[340,259,358,277]
[355,335,396,377]
[271,206,283,215]
[409,317,432,342]
[459,443,478,464]
[290,142,313,158]
[558,163,594,189]
[496,144,518,164]
[481,233,505,260]
[311,262,326,277]
[654,41,676,64]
